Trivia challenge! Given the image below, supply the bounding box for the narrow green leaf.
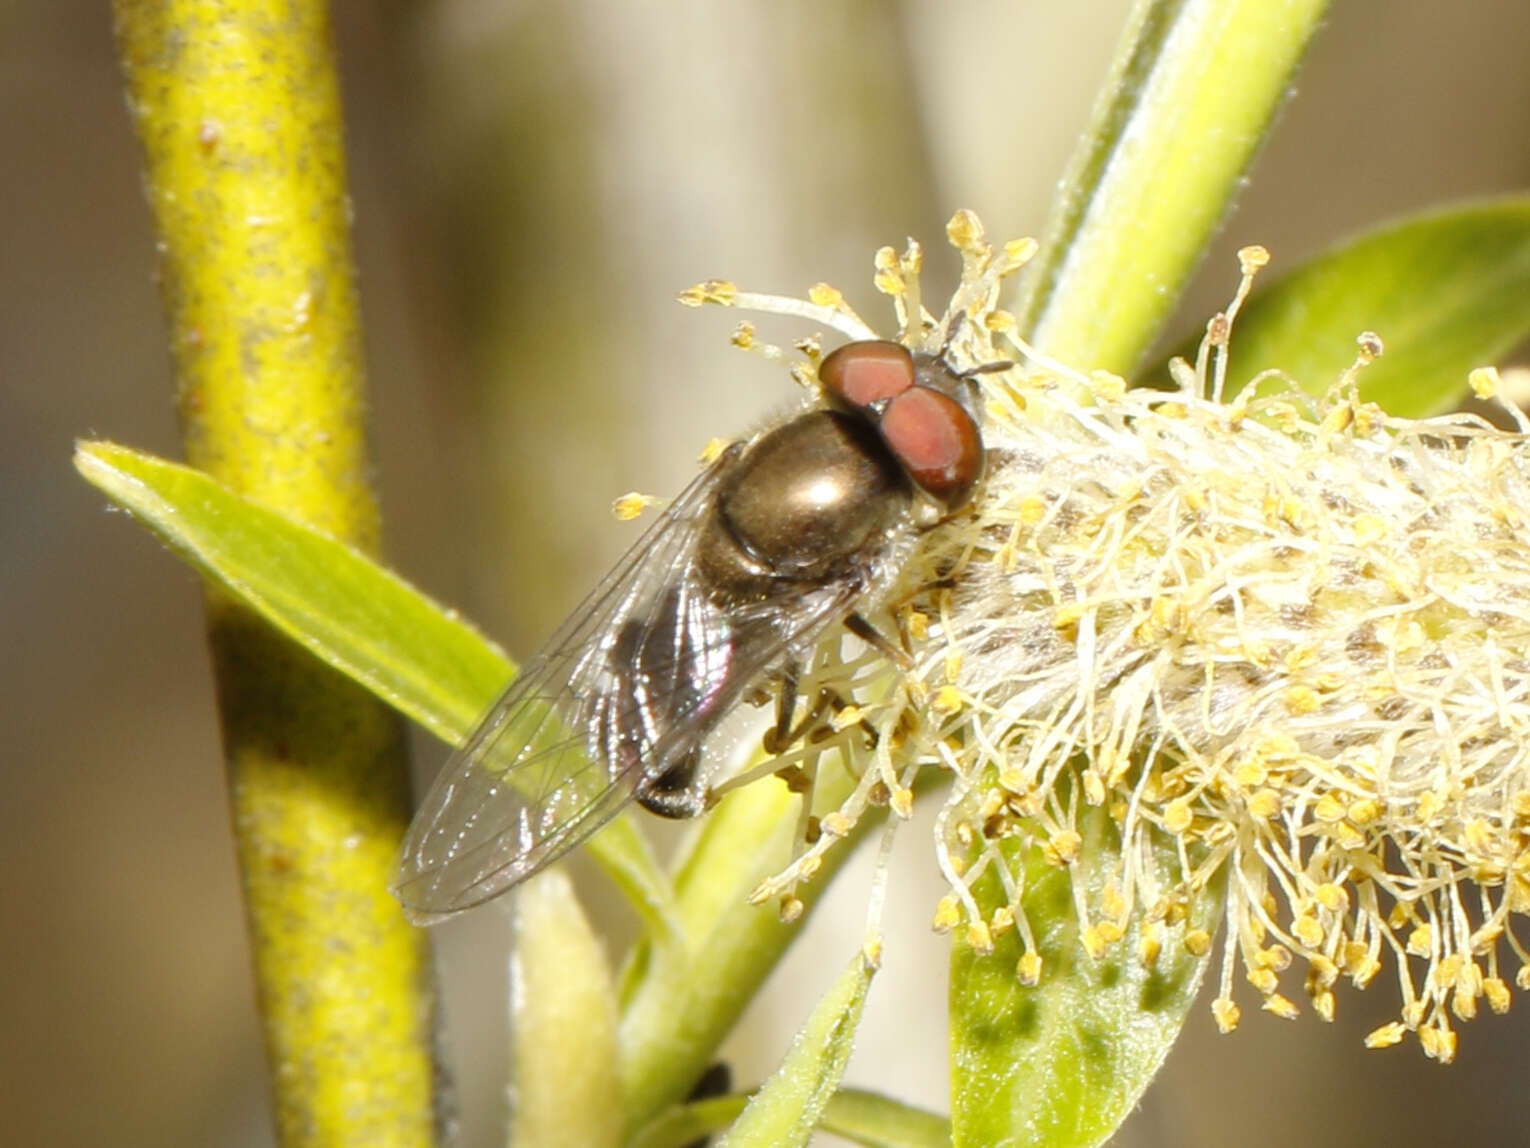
[1017,0,1329,375]
[630,1088,949,1148]
[74,440,677,933]
[77,439,508,742]
[618,766,946,1128]
[950,807,1217,1148]
[820,1088,952,1148]
[510,868,623,1148]
[1155,196,1530,416]
[628,1096,749,1148]
[716,952,875,1148]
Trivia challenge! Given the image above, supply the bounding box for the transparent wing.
[392,445,863,923]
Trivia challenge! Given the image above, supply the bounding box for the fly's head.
[818,338,1005,525]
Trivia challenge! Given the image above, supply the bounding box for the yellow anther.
[1353,514,1387,545]
[1315,794,1348,823]
[1293,916,1325,948]
[1469,365,1502,399]
[1017,494,1047,525]
[1258,945,1293,972]
[1237,245,1270,273]
[1164,799,1194,834]
[932,895,961,933]
[611,492,661,521]
[1307,955,1339,988]
[1101,886,1126,920]
[1047,829,1083,864]
[945,209,984,251]
[1000,236,1038,272]
[931,685,964,715]
[1347,799,1382,826]
[698,437,733,465]
[1016,951,1043,985]
[1262,993,1300,1020]
[1246,788,1282,818]
[1212,997,1242,1034]
[808,282,844,308]
[1406,924,1433,957]
[904,610,929,640]
[1364,1022,1407,1049]
[820,812,852,838]
[1286,686,1320,715]
[676,279,738,306]
[1138,925,1163,968]
[1419,1025,1457,1064]
[1247,968,1279,995]
[1484,977,1512,1014]
[1080,926,1106,960]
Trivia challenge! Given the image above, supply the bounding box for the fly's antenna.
[938,310,1014,380]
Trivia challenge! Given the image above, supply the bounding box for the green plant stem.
[1016,0,1330,375]
[112,3,440,1145]
[618,766,946,1133]
[618,768,857,1130]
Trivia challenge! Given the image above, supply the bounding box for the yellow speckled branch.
[112,3,442,1145]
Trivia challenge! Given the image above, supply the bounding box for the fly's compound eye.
[879,386,984,510]
[819,340,916,413]
[821,340,987,511]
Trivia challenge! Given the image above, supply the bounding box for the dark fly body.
[392,340,992,923]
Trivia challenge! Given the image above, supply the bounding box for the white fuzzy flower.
[687,210,1530,1062]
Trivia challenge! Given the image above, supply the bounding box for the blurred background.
[7,1,1530,1145]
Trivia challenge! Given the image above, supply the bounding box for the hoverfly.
[391,338,994,923]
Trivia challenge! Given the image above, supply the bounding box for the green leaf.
[1154,196,1530,416]
[618,774,849,1127]
[630,1088,949,1148]
[819,1088,953,1148]
[628,1096,750,1148]
[74,440,677,934]
[618,767,947,1129]
[1017,0,1330,375]
[510,868,623,1148]
[716,952,875,1148]
[950,807,1217,1148]
[77,439,508,742]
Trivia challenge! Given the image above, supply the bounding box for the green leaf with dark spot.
[950,807,1218,1148]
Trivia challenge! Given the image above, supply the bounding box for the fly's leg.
[763,678,841,755]
[844,611,912,670]
[761,662,800,755]
[766,615,899,766]
[636,744,708,818]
